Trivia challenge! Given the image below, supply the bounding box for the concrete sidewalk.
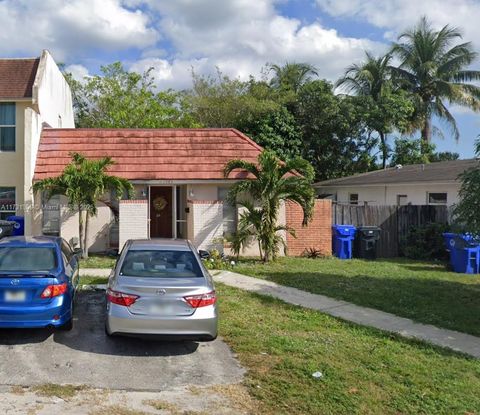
[214,270,480,359]
[80,268,111,277]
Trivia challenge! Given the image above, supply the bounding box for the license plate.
[5,290,26,302]
[150,304,174,315]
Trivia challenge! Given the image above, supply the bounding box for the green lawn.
[218,283,480,414]
[80,254,117,269]
[78,276,109,286]
[234,257,480,337]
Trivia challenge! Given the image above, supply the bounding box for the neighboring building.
[0,51,74,235]
[314,159,479,207]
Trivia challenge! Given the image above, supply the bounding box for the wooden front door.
[150,187,173,238]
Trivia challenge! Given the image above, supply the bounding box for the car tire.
[104,323,114,337]
[58,318,73,331]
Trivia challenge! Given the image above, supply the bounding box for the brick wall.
[189,200,224,252]
[286,199,332,256]
[119,200,148,250]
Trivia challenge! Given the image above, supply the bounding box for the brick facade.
[286,199,332,256]
[119,200,148,250]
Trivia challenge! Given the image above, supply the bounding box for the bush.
[201,249,235,270]
[400,223,450,261]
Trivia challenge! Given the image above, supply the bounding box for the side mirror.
[73,248,83,257]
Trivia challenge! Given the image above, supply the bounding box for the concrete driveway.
[0,290,244,391]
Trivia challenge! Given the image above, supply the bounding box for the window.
[218,187,237,236]
[0,103,15,152]
[119,250,203,278]
[397,195,408,206]
[0,187,15,220]
[61,240,73,263]
[176,186,188,238]
[42,194,60,236]
[349,193,359,205]
[428,192,447,205]
[0,247,57,272]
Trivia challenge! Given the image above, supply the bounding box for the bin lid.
[357,226,381,237]
[332,224,356,237]
[6,215,24,222]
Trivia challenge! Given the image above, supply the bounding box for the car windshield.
[0,247,58,272]
[120,249,203,278]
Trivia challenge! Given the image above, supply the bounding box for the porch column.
[119,200,148,250]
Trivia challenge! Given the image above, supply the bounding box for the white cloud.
[0,0,389,90]
[316,0,480,46]
[0,0,158,60]
[127,0,386,88]
[65,64,90,82]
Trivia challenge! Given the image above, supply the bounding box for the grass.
[234,257,480,336]
[78,276,109,286]
[217,283,480,415]
[32,383,87,399]
[80,254,117,269]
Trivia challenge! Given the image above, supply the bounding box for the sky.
[1,0,479,158]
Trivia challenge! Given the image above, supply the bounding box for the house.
[0,51,74,234]
[314,159,479,207]
[32,127,274,254]
[2,51,331,257]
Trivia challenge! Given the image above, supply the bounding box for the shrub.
[302,248,326,259]
[400,223,450,260]
[201,249,235,270]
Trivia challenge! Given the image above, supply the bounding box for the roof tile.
[34,128,263,181]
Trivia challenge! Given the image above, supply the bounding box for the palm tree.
[268,62,318,93]
[391,16,480,144]
[336,52,394,168]
[224,151,315,262]
[33,153,133,258]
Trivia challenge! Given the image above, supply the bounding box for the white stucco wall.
[319,183,460,206]
[25,50,75,235]
[59,197,114,252]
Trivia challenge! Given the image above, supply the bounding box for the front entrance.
[149,187,173,238]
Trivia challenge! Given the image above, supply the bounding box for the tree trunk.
[421,116,432,146]
[379,131,387,169]
[78,207,85,259]
[83,212,90,259]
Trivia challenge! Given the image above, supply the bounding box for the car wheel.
[104,323,114,337]
[58,318,73,331]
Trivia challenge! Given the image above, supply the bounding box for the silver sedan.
[105,239,218,341]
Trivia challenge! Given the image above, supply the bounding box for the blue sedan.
[0,236,79,330]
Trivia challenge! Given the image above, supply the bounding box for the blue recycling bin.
[446,234,480,274]
[332,225,356,259]
[6,215,24,236]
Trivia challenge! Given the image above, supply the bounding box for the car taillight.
[106,288,139,307]
[184,291,216,308]
[41,283,68,298]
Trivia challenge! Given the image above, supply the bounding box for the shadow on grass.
[256,271,480,337]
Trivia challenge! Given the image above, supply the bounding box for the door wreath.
[153,196,168,214]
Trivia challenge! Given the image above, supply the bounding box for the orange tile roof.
[34,128,264,181]
[0,58,39,99]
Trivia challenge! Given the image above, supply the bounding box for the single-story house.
[32,127,275,254]
[314,159,479,207]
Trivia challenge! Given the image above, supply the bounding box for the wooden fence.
[332,204,449,257]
